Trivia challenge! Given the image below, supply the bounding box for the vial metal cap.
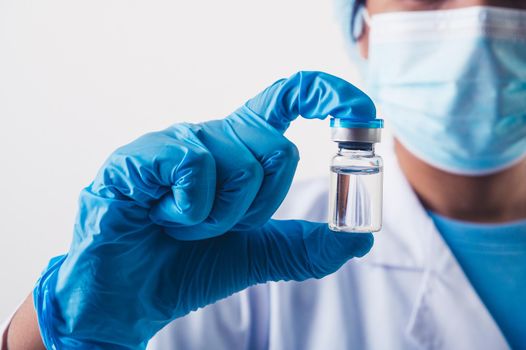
[330,117,384,144]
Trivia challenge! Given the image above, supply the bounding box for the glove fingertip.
[331,230,374,258]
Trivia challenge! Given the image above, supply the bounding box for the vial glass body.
[329,145,383,233]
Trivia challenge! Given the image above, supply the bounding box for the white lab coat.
[1,139,509,349]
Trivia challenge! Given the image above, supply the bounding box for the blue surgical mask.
[366,6,526,175]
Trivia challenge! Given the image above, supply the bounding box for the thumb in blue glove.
[34,71,376,349]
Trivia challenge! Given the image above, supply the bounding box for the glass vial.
[329,142,383,233]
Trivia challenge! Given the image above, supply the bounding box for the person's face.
[357,0,526,58]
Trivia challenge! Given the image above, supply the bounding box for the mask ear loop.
[352,5,371,40]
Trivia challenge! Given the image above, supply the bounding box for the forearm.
[5,294,45,350]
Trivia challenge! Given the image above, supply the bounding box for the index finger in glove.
[244,70,377,133]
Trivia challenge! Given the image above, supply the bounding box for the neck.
[394,139,526,223]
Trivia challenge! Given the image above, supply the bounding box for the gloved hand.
[34,71,377,349]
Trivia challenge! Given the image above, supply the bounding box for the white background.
[0,0,363,320]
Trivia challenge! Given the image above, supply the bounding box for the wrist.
[5,293,46,350]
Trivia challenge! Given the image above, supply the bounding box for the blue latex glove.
[34,71,377,349]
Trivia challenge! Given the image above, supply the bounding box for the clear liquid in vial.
[329,165,383,233]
